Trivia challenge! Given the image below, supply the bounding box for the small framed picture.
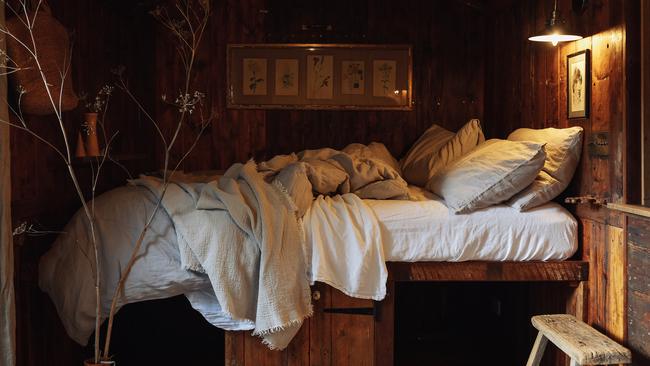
[275,59,299,96]
[306,55,334,99]
[341,61,365,95]
[372,60,397,97]
[242,58,267,96]
[567,50,590,119]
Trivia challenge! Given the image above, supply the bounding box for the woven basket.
[6,4,78,115]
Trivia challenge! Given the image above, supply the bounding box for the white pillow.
[400,119,485,186]
[427,139,546,214]
[506,127,583,211]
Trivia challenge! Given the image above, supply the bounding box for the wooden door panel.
[330,288,375,366]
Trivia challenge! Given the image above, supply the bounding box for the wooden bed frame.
[225,260,589,365]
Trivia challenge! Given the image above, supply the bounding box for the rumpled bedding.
[136,144,401,348]
[40,143,403,350]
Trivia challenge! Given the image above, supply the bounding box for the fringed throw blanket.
[137,162,312,349]
[135,143,408,349]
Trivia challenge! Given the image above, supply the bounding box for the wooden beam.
[388,261,588,282]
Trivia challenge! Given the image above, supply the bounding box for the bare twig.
[101,1,211,359]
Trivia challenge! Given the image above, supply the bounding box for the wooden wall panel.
[156,0,486,171]
[485,0,632,359]
[627,216,650,365]
[9,1,158,365]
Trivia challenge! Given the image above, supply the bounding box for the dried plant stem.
[0,1,115,362]
[102,0,211,358]
[1,0,211,362]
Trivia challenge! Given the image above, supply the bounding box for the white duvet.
[39,185,577,346]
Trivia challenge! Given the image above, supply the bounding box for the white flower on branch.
[80,85,114,113]
[174,90,205,114]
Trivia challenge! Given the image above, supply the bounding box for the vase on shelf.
[75,131,86,158]
[83,112,100,157]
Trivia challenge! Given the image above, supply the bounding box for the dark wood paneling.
[156,0,486,171]
[486,0,626,209]
[9,1,158,365]
[627,216,650,365]
[484,0,634,359]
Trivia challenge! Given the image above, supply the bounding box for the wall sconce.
[528,0,583,46]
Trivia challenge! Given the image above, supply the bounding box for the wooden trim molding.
[606,202,650,218]
[387,261,588,282]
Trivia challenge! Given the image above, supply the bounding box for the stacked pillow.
[427,139,547,214]
[400,120,583,214]
[400,119,485,186]
[505,127,583,211]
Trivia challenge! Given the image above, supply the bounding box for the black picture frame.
[567,49,591,119]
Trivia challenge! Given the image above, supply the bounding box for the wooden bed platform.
[388,260,588,282]
[225,260,589,366]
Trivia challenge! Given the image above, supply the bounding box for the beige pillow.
[427,139,546,214]
[400,119,485,186]
[506,127,583,211]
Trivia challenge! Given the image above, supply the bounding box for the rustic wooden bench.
[526,314,632,366]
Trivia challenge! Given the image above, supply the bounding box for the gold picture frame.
[227,44,413,110]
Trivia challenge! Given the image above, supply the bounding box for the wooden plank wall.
[8,1,158,365]
[485,0,646,362]
[154,0,486,171]
[627,217,650,365]
[10,0,157,224]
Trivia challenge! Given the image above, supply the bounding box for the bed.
[39,125,587,362]
[38,183,580,347]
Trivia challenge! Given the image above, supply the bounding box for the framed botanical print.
[567,50,590,119]
[227,44,412,110]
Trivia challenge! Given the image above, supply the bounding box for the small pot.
[84,359,115,366]
[83,112,101,157]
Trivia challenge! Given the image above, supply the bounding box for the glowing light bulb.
[552,39,559,46]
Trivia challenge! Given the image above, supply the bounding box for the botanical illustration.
[341,61,364,95]
[373,60,396,97]
[275,59,299,96]
[306,55,333,99]
[243,58,267,95]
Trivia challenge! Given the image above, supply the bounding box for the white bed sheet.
[366,186,578,262]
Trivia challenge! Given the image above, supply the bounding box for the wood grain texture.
[330,289,374,366]
[627,216,650,364]
[373,280,394,366]
[531,314,631,364]
[10,2,158,366]
[486,0,636,363]
[485,0,627,214]
[388,261,588,282]
[155,0,486,171]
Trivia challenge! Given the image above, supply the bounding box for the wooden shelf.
[72,153,148,165]
[606,203,650,218]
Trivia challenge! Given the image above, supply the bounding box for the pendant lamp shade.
[528,0,582,46]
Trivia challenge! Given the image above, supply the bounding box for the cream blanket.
[138,161,312,349]
[136,143,406,349]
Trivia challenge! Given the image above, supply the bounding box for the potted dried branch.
[0,0,212,364]
[78,87,114,157]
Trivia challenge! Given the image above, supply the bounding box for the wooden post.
[374,279,395,366]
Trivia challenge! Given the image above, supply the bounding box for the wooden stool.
[526,314,631,366]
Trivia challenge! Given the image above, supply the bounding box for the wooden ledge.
[387,261,588,282]
[606,202,650,218]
